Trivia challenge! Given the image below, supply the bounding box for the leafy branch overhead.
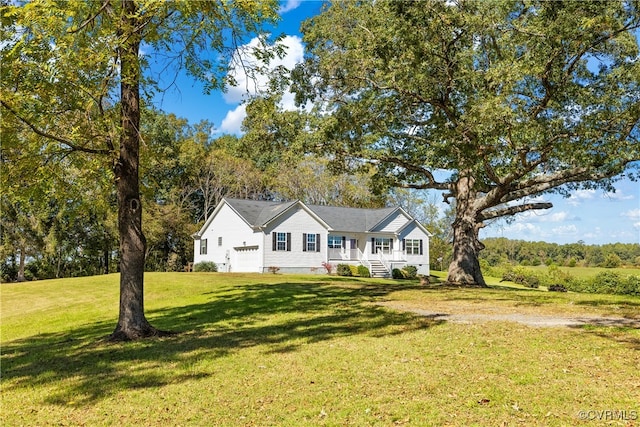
[294,0,640,285]
[1,0,281,340]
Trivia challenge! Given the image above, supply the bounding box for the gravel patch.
[378,302,640,328]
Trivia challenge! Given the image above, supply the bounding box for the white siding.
[193,199,430,275]
[372,211,410,233]
[399,222,430,276]
[193,203,261,271]
[262,207,327,270]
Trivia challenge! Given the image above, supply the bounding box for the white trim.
[397,218,432,237]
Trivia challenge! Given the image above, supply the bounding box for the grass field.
[526,265,640,279]
[2,272,639,426]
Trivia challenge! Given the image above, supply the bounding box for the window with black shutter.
[272,232,290,251]
[303,233,321,252]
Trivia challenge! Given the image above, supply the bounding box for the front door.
[350,239,358,260]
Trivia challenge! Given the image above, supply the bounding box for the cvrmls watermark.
[578,410,638,421]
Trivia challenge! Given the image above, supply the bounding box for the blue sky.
[151,0,639,246]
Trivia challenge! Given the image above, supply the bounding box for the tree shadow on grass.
[419,283,565,308]
[570,324,640,351]
[417,284,640,351]
[1,280,440,408]
[573,298,640,308]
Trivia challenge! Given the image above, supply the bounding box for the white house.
[192,198,431,277]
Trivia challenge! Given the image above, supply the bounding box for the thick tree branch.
[375,154,450,191]
[530,49,563,120]
[479,202,553,222]
[477,142,557,211]
[566,21,640,77]
[68,0,112,34]
[501,164,626,204]
[0,99,111,156]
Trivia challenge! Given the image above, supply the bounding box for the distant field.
[2,273,638,426]
[526,265,640,278]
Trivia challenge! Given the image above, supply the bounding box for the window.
[276,232,287,251]
[303,233,321,252]
[200,239,208,255]
[404,239,423,255]
[218,236,223,246]
[328,235,343,249]
[272,232,291,251]
[372,237,392,254]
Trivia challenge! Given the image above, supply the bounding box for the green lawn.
[2,273,639,426]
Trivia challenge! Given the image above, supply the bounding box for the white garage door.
[232,246,260,272]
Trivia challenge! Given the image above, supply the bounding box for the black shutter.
[390,239,393,250]
[272,232,276,251]
[316,234,321,252]
[419,239,423,255]
[342,236,346,249]
[402,239,406,251]
[371,237,375,254]
[286,233,291,251]
[302,233,307,252]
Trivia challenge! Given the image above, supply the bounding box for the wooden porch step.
[369,260,389,278]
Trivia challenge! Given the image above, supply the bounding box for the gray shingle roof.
[306,204,398,232]
[225,198,298,227]
[224,198,400,232]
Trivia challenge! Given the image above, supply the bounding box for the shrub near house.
[498,265,640,296]
[193,262,218,272]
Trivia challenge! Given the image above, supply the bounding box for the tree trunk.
[109,0,162,341]
[56,247,62,278]
[17,246,26,282]
[103,242,110,275]
[446,175,487,287]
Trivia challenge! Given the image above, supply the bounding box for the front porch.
[327,234,408,277]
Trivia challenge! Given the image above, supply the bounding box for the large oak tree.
[294,0,640,286]
[1,0,279,340]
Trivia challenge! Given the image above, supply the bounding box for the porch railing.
[328,248,342,260]
[357,249,371,271]
[328,247,408,267]
[377,250,391,273]
[328,247,362,261]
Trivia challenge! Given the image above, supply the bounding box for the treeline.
[4,97,637,281]
[479,238,640,268]
[1,104,387,282]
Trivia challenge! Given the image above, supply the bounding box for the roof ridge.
[224,198,410,231]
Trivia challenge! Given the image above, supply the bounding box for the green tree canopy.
[1,0,280,340]
[294,0,640,285]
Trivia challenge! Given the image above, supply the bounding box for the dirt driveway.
[377,301,640,329]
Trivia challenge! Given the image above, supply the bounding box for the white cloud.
[279,0,302,14]
[526,210,576,223]
[218,104,247,135]
[582,227,602,240]
[224,35,304,103]
[622,209,640,220]
[217,35,306,134]
[551,224,578,235]
[515,209,575,223]
[604,190,634,201]
[546,211,571,222]
[567,189,596,206]
[505,222,543,235]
